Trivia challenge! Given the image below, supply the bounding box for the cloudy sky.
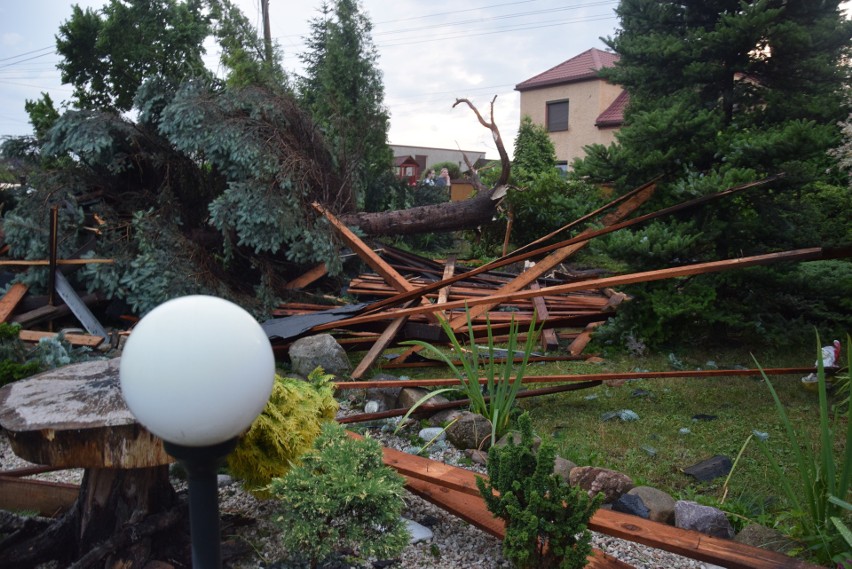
[0,0,623,159]
[1,1,848,159]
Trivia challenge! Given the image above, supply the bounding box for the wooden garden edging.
[370,437,822,569]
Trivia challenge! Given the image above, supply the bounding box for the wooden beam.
[568,321,603,356]
[436,254,456,318]
[313,202,417,295]
[372,439,819,569]
[350,301,415,380]
[0,283,28,323]
[403,476,635,569]
[334,367,815,390]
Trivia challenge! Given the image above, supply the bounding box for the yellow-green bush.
[228,368,338,496]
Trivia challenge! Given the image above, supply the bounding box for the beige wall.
[518,79,622,167]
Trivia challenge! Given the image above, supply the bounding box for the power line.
[0,45,55,63]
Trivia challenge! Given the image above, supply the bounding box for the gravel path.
[0,424,719,568]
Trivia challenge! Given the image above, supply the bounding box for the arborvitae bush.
[228,368,338,497]
[269,422,409,568]
[477,413,602,569]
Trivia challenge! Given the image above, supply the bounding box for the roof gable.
[515,48,619,91]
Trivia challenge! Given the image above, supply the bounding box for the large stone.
[734,523,797,554]
[612,493,650,519]
[288,334,351,377]
[627,486,676,524]
[445,411,493,450]
[569,466,634,504]
[682,455,732,482]
[427,409,465,427]
[674,500,734,539]
[495,430,542,453]
[365,374,404,410]
[552,455,577,484]
[396,387,449,410]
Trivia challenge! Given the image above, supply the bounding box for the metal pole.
[164,438,237,569]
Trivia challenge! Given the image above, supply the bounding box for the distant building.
[394,155,421,186]
[515,48,627,171]
[390,144,488,180]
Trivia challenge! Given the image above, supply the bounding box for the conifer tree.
[298,0,394,212]
[572,0,852,345]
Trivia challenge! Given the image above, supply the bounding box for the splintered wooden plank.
[284,263,328,290]
[313,202,417,294]
[530,282,559,351]
[443,182,656,332]
[0,475,78,517]
[311,247,843,332]
[436,254,456,318]
[568,321,603,356]
[350,301,415,380]
[0,283,28,322]
[18,330,105,347]
[335,367,814,390]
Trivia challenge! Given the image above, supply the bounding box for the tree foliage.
[574,0,852,346]
[56,0,212,111]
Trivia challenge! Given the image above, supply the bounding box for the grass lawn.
[372,338,848,537]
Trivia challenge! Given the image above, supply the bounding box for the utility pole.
[261,0,273,64]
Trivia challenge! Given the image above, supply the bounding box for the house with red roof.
[515,48,627,171]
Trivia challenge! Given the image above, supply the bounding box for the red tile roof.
[515,48,619,91]
[595,89,629,127]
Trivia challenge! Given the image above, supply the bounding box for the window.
[555,161,568,176]
[546,99,569,132]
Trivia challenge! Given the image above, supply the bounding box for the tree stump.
[0,358,185,568]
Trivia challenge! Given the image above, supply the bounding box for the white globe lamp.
[120,295,275,568]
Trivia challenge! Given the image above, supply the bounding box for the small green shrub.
[269,422,409,568]
[228,368,338,496]
[477,413,602,569]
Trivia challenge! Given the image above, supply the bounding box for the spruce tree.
[572,0,852,346]
[298,0,394,212]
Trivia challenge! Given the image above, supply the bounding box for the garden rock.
[627,486,676,524]
[404,518,433,544]
[364,400,384,413]
[427,409,465,427]
[682,455,732,482]
[289,334,351,377]
[601,409,639,422]
[569,466,634,504]
[674,500,734,539]
[495,430,542,452]
[552,455,577,484]
[418,427,446,443]
[734,523,797,554]
[612,493,650,519]
[445,411,493,450]
[396,387,449,410]
[366,374,404,410]
[464,449,489,466]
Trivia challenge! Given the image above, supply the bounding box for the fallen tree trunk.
[341,96,509,236]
